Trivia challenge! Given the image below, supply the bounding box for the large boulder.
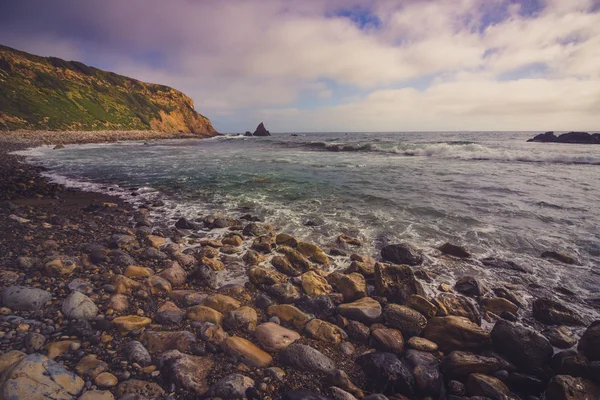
[356,352,415,396]
[423,316,491,353]
[0,353,84,399]
[280,344,335,375]
[545,375,600,400]
[578,322,600,361]
[374,263,424,303]
[491,319,553,370]
[380,243,423,265]
[533,298,585,326]
[434,293,481,325]
[2,285,51,311]
[383,304,427,336]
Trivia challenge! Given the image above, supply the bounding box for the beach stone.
[578,322,600,361]
[384,304,427,336]
[142,330,197,354]
[434,293,481,325]
[380,243,423,266]
[346,254,376,276]
[223,306,258,331]
[272,255,302,277]
[223,234,244,246]
[158,261,187,286]
[0,353,84,400]
[78,390,114,400]
[199,246,220,259]
[346,320,370,342]
[124,265,154,278]
[113,315,152,333]
[407,337,438,352]
[111,275,141,295]
[328,272,367,302]
[267,282,302,303]
[190,264,218,288]
[248,266,287,286]
[200,294,240,313]
[277,246,312,272]
[146,235,166,248]
[16,256,42,270]
[62,291,98,320]
[0,270,19,285]
[297,242,331,265]
[44,255,80,276]
[140,247,168,260]
[423,316,491,353]
[455,276,488,297]
[186,305,223,325]
[267,304,312,328]
[330,387,357,400]
[2,285,51,311]
[252,234,277,253]
[491,319,553,370]
[25,333,46,353]
[305,319,346,344]
[201,255,225,271]
[494,287,524,308]
[295,295,336,319]
[243,222,274,237]
[370,328,404,353]
[545,375,600,400]
[280,343,335,374]
[108,234,137,249]
[208,374,255,398]
[173,251,197,267]
[123,340,152,366]
[158,350,213,395]
[106,294,128,312]
[115,379,165,399]
[466,373,511,399]
[405,294,438,318]
[357,352,415,396]
[301,271,332,296]
[338,297,382,324]
[441,351,503,378]
[439,242,471,258]
[374,263,424,303]
[0,350,26,375]
[533,298,585,326]
[46,340,80,359]
[543,326,577,349]
[109,250,135,267]
[200,323,229,346]
[156,301,184,325]
[67,278,94,294]
[481,297,519,316]
[243,250,266,266]
[254,322,300,352]
[276,233,298,247]
[75,354,109,379]
[542,251,578,265]
[223,336,273,367]
[147,275,172,295]
[95,372,118,388]
[330,370,363,397]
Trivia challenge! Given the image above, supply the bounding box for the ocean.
[18,131,600,321]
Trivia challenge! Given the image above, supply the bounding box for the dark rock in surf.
[381,243,423,266]
[481,257,531,273]
[491,319,553,371]
[455,276,488,297]
[175,217,198,230]
[439,243,471,258]
[244,131,253,137]
[541,251,578,265]
[527,131,600,144]
[533,298,585,326]
[356,352,415,396]
[578,322,600,361]
[252,122,271,137]
[374,263,424,304]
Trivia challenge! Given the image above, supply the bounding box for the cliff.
[0,45,218,136]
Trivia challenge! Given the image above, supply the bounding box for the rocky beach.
[0,131,597,400]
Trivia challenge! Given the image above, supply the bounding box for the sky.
[1,0,599,133]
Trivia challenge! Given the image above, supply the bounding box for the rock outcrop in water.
[527,131,600,144]
[252,122,271,136]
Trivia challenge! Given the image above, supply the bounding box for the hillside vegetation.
[0,45,217,135]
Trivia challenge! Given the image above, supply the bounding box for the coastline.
[0,131,598,399]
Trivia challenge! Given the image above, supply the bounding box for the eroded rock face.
[423,316,491,353]
[374,263,424,304]
[0,353,84,400]
[491,319,553,370]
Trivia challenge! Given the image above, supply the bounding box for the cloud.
[0,0,599,131]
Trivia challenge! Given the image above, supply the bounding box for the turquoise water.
[20,131,600,319]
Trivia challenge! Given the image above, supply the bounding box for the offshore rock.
[252,122,271,136]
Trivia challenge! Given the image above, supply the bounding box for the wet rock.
[357,352,415,396]
[248,266,287,286]
[75,354,109,379]
[330,370,364,398]
[297,242,331,265]
[442,351,503,378]
[380,243,423,266]
[0,353,84,399]
[338,297,382,324]
[267,304,312,329]
[374,263,424,303]
[448,380,467,396]
[507,372,545,395]
[371,328,404,353]
[186,305,223,325]
[413,365,443,397]
[156,301,184,325]
[146,235,166,248]
[423,316,491,353]
[337,234,361,247]
[2,285,51,311]
[466,373,511,399]
[330,386,357,400]
[434,293,481,325]
[295,295,336,319]
[243,222,274,237]
[405,294,438,318]
[545,375,600,400]
[243,250,266,266]
[301,271,333,296]
[200,323,229,346]
[407,337,438,352]
[543,326,577,349]
[199,246,220,259]
[455,276,488,297]
[175,217,198,230]
[276,233,299,247]
[252,234,277,253]
[578,322,600,361]
[481,297,519,316]
[327,272,367,302]
[272,255,302,277]
[159,350,213,395]
[542,251,578,265]
[200,294,240,313]
[267,282,302,303]
[25,333,46,353]
[280,343,335,374]
[115,379,165,399]
[481,257,531,273]
[305,319,346,344]
[223,336,273,367]
[439,242,471,258]
[124,340,152,366]
[384,304,427,336]
[223,234,244,247]
[62,291,98,320]
[95,372,118,388]
[223,306,258,331]
[405,349,441,369]
[254,322,300,352]
[277,246,313,273]
[533,298,585,326]
[346,320,371,342]
[142,330,197,354]
[190,264,218,289]
[491,319,553,370]
[158,261,187,286]
[208,374,255,398]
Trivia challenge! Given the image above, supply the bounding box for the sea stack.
[253,122,271,137]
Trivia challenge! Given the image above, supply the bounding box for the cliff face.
[0,45,218,136]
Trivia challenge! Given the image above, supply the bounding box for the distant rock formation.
[252,122,271,137]
[527,131,600,144]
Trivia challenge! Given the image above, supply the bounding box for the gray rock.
[2,285,51,311]
[67,278,94,294]
[62,291,98,320]
[208,374,255,398]
[140,247,168,260]
[25,333,46,353]
[280,344,335,375]
[383,304,427,336]
[357,352,415,396]
[123,341,152,367]
[380,243,423,266]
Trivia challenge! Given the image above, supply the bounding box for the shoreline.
[0,131,598,399]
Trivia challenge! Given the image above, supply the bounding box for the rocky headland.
[0,132,598,400]
[527,131,600,144]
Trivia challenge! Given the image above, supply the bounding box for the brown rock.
[406,294,438,318]
[200,256,225,271]
[46,340,79,359]
[95,372,118,388]
[304,319,346,344]
[106,294,129,312]
[467,373,510,399]
[141,331,197,354]
[301,271,332,296]
[186,305,223,325]
[254,322,301,352]
[371,328,404,353]
[223,306,258,331]
[267,304,312,329]
[113,316,152,333]
[384,304,428,336]
[374,262,424,303]
[158,261,187,286]
[328,272,367,302]
[251,235,277,253]
[434,293,481,325]
[200,294,240,313]
[407,337,438,352]
[481,297,519,316]
[223,336,273,367]
[124,265,154,278]
[147,275,172,295]
[75,354,108,379]
[248,267,287,286]
[276,233,298,247]
[442,351,503,378]
[44,256,79,276]
[271,256,302,277]
[297,242,331,265]
[111,275,141,295]
[243,250,266,266]
[115,379,165,399]
[337,297,382,324]
[277,246,312,272]
[159,351,213,395]
[545,375,600,400]
[423,316,491,353]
